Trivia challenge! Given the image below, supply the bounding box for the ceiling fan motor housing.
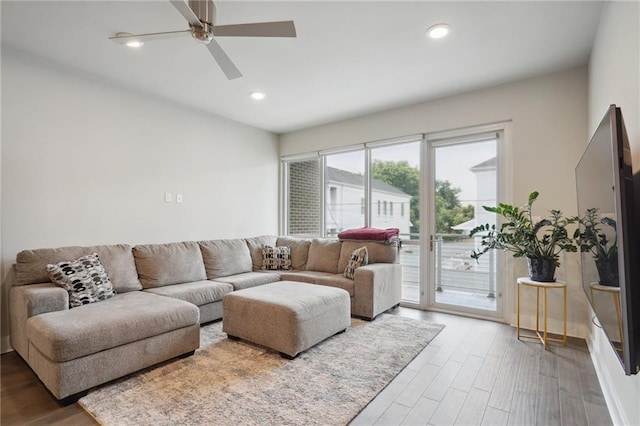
[189,0,215,43]
[190,26,213,43]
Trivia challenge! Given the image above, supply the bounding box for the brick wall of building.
[288,160,321,235]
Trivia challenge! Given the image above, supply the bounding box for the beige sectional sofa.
[9,235,401,403]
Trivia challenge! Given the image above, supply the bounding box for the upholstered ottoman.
[222,281,351,358]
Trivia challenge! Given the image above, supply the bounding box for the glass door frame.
[401,123,511,321]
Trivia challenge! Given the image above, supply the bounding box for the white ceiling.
[1,1,603,134]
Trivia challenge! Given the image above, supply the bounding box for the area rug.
[79,314,444,426]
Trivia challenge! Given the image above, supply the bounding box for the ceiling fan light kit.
[109,0,297,80]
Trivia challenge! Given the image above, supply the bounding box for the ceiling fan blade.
[169,0,204,28]
[109,30,191,44]
[206,38,242,80]
[212,21,296,37]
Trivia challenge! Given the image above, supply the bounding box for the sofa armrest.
[10,284,69,358]
[352,263,402,319]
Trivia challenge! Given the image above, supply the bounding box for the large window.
[370,141,421,303]
[370,142,420,240]
[282,139,421,239]
[325,151,365,237]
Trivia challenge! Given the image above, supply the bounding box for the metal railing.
[399,235,496,303]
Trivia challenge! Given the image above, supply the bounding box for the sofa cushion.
[276,236,311,270]
[314,274,356,296]
[213,272,280,291]
[279,270,336,284]
[143,280,233,306]
[338,240,398,273]
[26,291,198,363]
[245,235,277,271]
[198,239,252,279]
[16,244,142,292]
[306,239,342,273]
[261,246,292,270]
[133,241,206,288]
[47,253,117,308]
[343,246,369,280]
[279,271,355,296]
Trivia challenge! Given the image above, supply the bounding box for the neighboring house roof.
[470,157,497,172]
[326,167,410,197]
[451,218,478,232]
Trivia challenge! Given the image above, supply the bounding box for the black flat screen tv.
[575,104,640,375]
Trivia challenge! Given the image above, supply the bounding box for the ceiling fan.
[109,0,296,80]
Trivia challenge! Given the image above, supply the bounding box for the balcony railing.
[400,235,497,309]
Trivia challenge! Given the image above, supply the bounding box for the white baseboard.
[586,334,626,426]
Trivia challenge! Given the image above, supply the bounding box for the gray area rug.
[79,314,444,425]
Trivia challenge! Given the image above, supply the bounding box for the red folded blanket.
[337,227,400,241]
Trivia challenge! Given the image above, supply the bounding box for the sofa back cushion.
[198,239,252,279]
[133,241,206,288]
[15,244,142,293]
[338,240,399,273]
[305,239,342,273]
[276,236,311,270]
[244,235,277,271]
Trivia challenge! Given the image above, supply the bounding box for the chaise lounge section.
[10,244,201,403]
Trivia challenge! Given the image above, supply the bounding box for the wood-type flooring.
[1,308,612,425]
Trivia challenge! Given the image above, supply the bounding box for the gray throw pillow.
[47,253,117,308]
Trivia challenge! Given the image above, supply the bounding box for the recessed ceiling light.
[426,23,451,39]
[250,91,266,100]
[125,40,144,48]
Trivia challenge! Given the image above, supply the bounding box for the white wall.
[281,67,590,338]
[0,51,279,353]
[587,2,640,425]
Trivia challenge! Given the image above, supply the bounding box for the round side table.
[516,277,567,349]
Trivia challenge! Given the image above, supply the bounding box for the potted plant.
[469,191,577,282]
[573,208,618,286]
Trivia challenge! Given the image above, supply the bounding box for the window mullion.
[364,148,372,228]
[320,156,326,237]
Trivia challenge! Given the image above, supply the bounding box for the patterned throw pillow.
[344,246,368,280]
[47,253,117,308]
[261,245,292,271]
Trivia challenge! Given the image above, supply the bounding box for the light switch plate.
[176,193,183,203]
[164,192,172,203]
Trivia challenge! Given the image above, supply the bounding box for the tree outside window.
[372,160,473,236]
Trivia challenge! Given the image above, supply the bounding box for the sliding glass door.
[429,135,499,314]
